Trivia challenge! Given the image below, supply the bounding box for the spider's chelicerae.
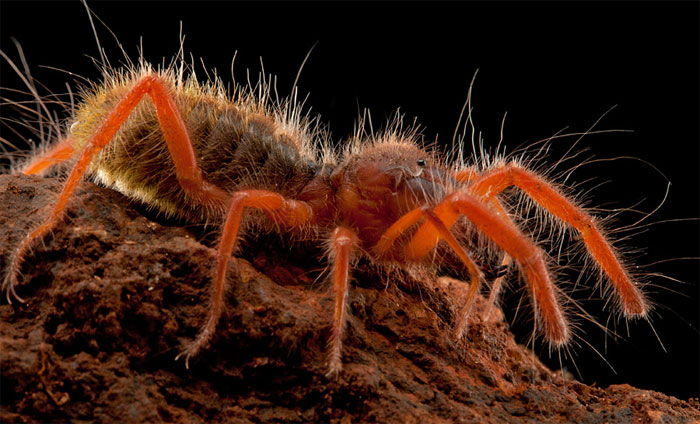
[2,59,650,375]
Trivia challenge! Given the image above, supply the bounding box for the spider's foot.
[451,313,471,341]
[2,272,26,305]
[325,357,343,378]
[3,242,31,305]
[451,325,466,342]
[175,322,216,369]
[175,340,206,369]
[325,340,344,378]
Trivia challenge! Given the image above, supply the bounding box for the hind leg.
[3,73,229,303]
[22,137,76,175]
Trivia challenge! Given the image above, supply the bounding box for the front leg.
[469,163,648,318]
[374,207,484,340]
[381,193,569,347]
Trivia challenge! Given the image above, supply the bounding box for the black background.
[1,1,698,399]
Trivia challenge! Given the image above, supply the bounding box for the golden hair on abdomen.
[71,66,325,221]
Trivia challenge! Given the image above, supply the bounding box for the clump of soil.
[1,173,698,423]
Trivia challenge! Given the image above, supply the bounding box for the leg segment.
[483,253,512,322]
[22,137,76,175]
[470,164,647,317]
[375,207,484,340]
[3,73,229,303]
[177,190,312,367]
[456,168,515,322]
[327,227,358,375]
[466,198,515,323]
[422,210,483,339]
[400,167,478,259]
[406,167,517,323]
[380,192,569,346]
[447,192,569,345]
[402,202,460,261]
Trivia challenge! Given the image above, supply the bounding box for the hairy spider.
[1,59,649,375]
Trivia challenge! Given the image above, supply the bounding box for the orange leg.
[466,198,514,323]
[422,210,484,339]
[380,192,569,346]
[410,162,647,324]
[177,190,312,367]
[408,167,516,322]
[402,201,460,260]
[327,226,358,375]
[447,192,569,345]
[22,137,76,175]
[375,207,484,340]
[2,73,230,303]
[454,168,479,182]
[403,166,478,260]
[375,207,426,255]
[470,164,647,318]
[457,168,515,322]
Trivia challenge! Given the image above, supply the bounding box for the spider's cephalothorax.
[326,141,454,251]
[3,66,649,375]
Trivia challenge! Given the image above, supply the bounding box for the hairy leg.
[454,169,515,321]
[375,207,484,340]
[22,137,76,175]
[422,210,484,339]
[470,163,647,318]
[400,167,478,259]
[3,73,229,302]
[406,167,516,322]
[387,191,569,346]
[327,226,358,375]
[177,190,312,367]
[446,192,569,345]
[404,161,647,338]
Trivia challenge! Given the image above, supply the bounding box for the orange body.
[6,69,649,374]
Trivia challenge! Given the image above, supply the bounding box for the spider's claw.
[451,323,467,341]
[3,274,26,305]
[174,350,192,369]
[325,362,342,379]
[176,340,204,369]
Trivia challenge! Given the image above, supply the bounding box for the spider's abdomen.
[69,70,322,221]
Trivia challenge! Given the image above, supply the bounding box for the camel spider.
[2,63,649,375]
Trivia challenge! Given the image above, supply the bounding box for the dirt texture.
[1,173,698,423]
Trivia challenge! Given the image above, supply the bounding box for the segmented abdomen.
[68,72,321,222]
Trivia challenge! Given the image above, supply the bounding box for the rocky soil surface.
[1,173,698,423]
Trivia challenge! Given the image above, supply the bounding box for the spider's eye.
[416,159,427,167]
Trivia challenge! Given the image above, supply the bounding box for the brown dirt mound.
[1,173,698,423]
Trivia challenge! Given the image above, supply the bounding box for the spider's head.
[331,139,455,246]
